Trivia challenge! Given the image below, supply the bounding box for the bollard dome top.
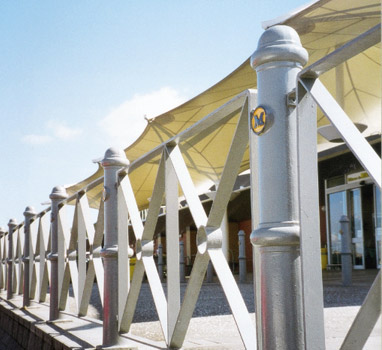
[8,218,18,228]
[50,185,68,201]
[24,206,37,217]
[251,25,308,70]
[0,227,5,235]
[101,147,130,168]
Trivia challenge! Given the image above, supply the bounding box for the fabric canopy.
[67,0,381,210]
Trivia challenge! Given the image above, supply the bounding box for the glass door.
[349,188,365,269]
[375,186,381,268]
[328,191,347,265]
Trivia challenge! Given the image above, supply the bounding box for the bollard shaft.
[23,206,36,307]
[179,241,185,283]
[49,186,67,320]
[238,230,247,283]
[340,215,352,286]
[100,148,129,347]
[158,243,164,282]
[250,25,308,349]
[7,219,18,300]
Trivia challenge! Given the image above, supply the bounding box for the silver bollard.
[100,147,129,347]
[238,230,247,283]
[340,215,352,286]
[0,227,6,290]
[7,219,18,300]
[23,206,36,307]
[250,25,308,349]
[158,243,164,282]
[179,241,185,283]
[49,186,68,320]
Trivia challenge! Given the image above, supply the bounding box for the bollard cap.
[101,147,130,168]
[250,25,308,70]
[339,215,350,223]
[8,218,18,229]
[0,227,6,236]
[49,186,68,201]
[24,206,37,218]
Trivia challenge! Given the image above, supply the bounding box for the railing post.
[340,215,352,286]
[250,25,308,349]
[23,206,36,307]
[179,241,185,283]
[7,219,18,300]
[0,227,6,290]
[100,147,129,348]
[238,230,246,283]
[49,186,68,321]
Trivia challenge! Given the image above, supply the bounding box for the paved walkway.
[0,269,380,349]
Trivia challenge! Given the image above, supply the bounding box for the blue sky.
[0,0,309,225]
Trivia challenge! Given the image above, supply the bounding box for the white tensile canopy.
[67,0,381,209]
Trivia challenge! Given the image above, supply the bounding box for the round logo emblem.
[250,106,267,135]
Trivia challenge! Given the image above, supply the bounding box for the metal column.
[49,186,68,320]
[100,147,129,348]
[23,206,36,307]
[250,25,308,349]
[7,219,17,300]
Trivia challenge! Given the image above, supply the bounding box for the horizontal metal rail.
[300,24,381,78]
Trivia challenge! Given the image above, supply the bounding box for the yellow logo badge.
[251,106,267,135]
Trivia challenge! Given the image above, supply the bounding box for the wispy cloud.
[98,87,187,149]
[21,134,53,145]
[46,121,82,140]
[22,121,82,145]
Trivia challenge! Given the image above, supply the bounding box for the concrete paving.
[0,269,380,349]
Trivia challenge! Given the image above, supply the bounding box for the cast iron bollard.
[7,219,18,300]
[100,147,129,348]
[250,25,308,349]
[0,227,6,290]
[158,243,164,281]
[23,206,36,307]
[49,186,68,320]
[238,230,246,283]
[340,215,352,286]
[179,241,185,283]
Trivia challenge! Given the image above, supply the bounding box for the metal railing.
[0,23,380,350]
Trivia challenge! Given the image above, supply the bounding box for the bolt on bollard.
[49,186,68,321]
[340,215,352,286]
[179,241,185,283]
[238,230,247,283]
[7,219,18,300]
[23,206,37,307]
[250,25,309,349]
[100,147,129,348]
